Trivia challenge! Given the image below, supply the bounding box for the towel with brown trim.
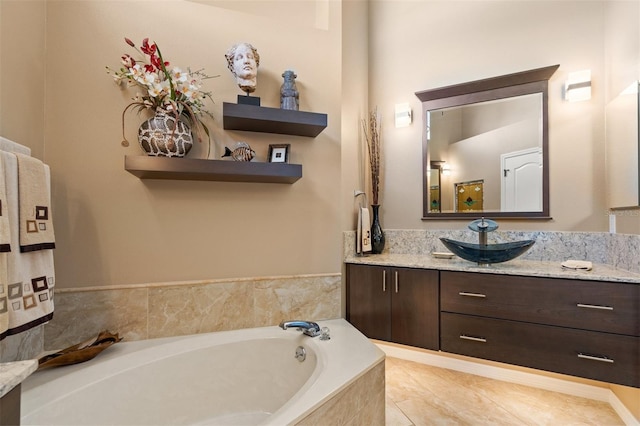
[0,150,55,341]
[15,153,55,252]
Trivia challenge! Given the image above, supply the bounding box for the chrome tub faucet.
[279,320,322,337]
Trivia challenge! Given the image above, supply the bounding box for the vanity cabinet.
[440,271,640,388]
[346,264,439,350]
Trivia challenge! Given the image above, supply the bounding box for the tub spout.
[279,320,322,337]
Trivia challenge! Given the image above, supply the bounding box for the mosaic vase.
[138,109,193,157]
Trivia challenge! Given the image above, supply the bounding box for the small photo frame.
[268,144,290,163]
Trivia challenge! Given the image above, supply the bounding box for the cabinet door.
[346,264,391,341]
[391,268,440,350]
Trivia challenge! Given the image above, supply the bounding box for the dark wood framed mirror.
[416,65,559,219]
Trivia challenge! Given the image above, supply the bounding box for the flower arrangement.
[106,37,216,147]
[362,107,382,205]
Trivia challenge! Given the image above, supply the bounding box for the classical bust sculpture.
[225,42,260,95]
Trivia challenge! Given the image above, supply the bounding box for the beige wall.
[367,0,619,232]
[0,0,46,159]
[24,0,342,288]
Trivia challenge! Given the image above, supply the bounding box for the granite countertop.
[345,253,640,284]
[0,359,38,398]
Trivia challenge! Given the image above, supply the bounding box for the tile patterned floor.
[385,356,624,426]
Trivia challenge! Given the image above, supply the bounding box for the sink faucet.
[279,320,322,337]
[468,217,499,246]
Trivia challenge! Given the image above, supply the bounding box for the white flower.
[171,68,188,83]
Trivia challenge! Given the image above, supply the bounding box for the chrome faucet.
[468,217,499,245]
[279,320,322,337]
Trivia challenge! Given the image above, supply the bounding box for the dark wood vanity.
[346,263,640,388]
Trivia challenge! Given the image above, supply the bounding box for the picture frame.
[268,144,290,163]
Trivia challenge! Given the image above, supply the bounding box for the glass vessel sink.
[439,237,535,264]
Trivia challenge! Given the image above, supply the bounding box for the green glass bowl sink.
[439,238,535,264]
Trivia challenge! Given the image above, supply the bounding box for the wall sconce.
[564,70,592,102]
[395,103,412,127]
[441,164,451,176]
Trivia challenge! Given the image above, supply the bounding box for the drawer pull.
[382,270,386,292]
[459,334,487,343]
[459,292,486,298]
[577,353,614,363]
[577,303,613,311]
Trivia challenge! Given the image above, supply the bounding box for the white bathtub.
[21,319,384,425]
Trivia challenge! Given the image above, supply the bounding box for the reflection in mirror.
[428,94,543,214]
[428,161,443,212]
[416,65,559,219]
[606,80,640,209]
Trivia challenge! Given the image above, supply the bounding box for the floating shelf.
[222,102,327,137]
[124,156,302,184]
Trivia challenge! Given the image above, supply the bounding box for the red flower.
[124,37,135,47]
[121,54,136,68]
[150,54,169,71]
[141,38,156,56]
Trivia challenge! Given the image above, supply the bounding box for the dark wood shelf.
[222,102,327,137]
[124,156,302,184]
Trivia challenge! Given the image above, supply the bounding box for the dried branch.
[361,107,382,205]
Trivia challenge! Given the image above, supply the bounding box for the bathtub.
[20,319,385,425]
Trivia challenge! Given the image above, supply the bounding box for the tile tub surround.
[0,326,44,363]
[344,230,640,275]
[43,273,341,352]
[297,358,385,425]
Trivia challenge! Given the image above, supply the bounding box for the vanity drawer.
[441,312,640,388]
[441,271,639,336]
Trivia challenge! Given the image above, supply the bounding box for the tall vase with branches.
[362,108,385,254]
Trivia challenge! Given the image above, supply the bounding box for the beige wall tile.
[44,288,148,350]
[254,275,341,326]
[148,281,254,338]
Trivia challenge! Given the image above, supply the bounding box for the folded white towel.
[561,260,593,271]
[0,136,31,156]
[0,154,10,253]
[15,153,55,252]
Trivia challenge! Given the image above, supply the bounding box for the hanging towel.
[360,207,372,253]
[0,253,8,340]
[0,136,31,156]
[15,153,55,252]
[0,151,54,341]
[0,154,11,253]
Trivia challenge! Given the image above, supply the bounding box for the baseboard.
[376,342,639,426]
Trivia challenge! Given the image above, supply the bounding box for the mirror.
[606,80,639,209]
[416,65,559,219]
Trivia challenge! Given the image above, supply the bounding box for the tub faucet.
[279,320,322,337]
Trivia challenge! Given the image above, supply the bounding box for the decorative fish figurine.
[222,141,255,162]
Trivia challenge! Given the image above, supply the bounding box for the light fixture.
[441,164,451,176]
[394,103,412,127]
[564,70,592,102]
